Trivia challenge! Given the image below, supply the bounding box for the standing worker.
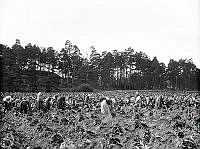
[44,97,52,112]
[20,97,31,114]
[101,97,112,115]
[135,92,142,107]
[57,96,66,110]
[100,97,115,123]
[36,92,44,111]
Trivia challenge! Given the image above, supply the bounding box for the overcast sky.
[0,0,199,67]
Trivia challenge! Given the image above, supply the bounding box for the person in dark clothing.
[20,98,31,114]
[44,97,52,112]
[159,95,164,109]
[57,96,66,110]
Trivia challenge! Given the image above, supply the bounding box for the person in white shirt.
[36,92,42,102]
[135,92,141,107]
[100,97,114,124]
[3,95,12,102]
[100,97,112,116]
[36,92,44,111]
[155,95,160,110]
[3,95,13,112]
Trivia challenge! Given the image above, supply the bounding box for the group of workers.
[1,91,199,120]
[0,92,116,118]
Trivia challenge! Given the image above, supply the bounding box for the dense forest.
[0,39,199,92]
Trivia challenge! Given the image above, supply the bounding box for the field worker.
[130,95,135,104]
[140,95,147,108]
[166,95,174,109]
[20,97,31,114]
[37,92,42,101]
[52,94,59,108]
[100,97,113,116]
[100,97,115,124]
[155,95,160,110]
[57,96,66,110]
[67,96,73,106]
[44,97,52,112]
[86,94,90,101]
[71,97,76,107]
[36,92,44,111]
[155,95,164,109]
[27,96,35,111]
[135,92,142,107]
[85,94,91,108]
[10,96,15,109]
[111,97,117,108]
[160,95,164,109]
[14,98,21,111]
[145,96,150,106]
[124,96,130,104]
[65,95,70,105]
[3,95,13,112]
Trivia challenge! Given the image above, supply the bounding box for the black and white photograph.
[0,0,200,148]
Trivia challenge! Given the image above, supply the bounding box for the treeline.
[0,39,199,92]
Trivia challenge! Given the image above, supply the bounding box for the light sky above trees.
[0,0,199,67]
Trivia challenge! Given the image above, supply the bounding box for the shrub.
[75,83,94,92]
